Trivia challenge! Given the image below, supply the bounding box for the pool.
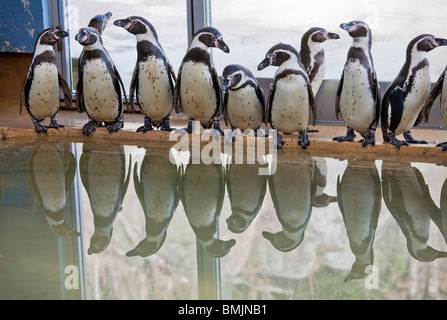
[0,133,446,300]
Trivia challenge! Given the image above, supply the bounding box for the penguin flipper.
[129,64,138,113]
[372,71,381,127]
[335,73,344,120]
[307,82,316,126]
[256,85,267,124]
[75,56,85,113]
[266,81,276,126]
[114,65,129,111]
[222,89,229,127]
[20,66,33,115]
[58,72,72,109]
[173,65,183,113]
[388,85,404,132]
[423,69,445,122]
[211,65,223,119]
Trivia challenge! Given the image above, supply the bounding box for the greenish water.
[0,139,446,300]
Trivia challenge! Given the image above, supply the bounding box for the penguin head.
[409,34,447,53]
[192,27,230,53]
[36,28,69,46]
[114,16,158,39]
[88,12,112,35]
[303,27,340,44]
[222,64,255,91]
[340,21,371,40]
[75,27,101,46]
[257,43,300,70]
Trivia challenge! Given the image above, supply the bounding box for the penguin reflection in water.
[381,35,447,149]
[180,163,236,257]
[258,43,316,149]
[174,27,230,134]
[24,141,80,238]
[75,25,128,136]
[424,66,447,150]
[337,159,381,282]
[80,143,131,254]
[114,16,177,132]
[126,149,180,258]
[334,21,380,147]
[382,161,447,261]
[21,28,72,134]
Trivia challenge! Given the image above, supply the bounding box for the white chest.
[227,86,263,130]
[83,59,120,122]
[270,74,310,133]
[28,62,60,119]
[137,58,173,120]
[180,61,218,120]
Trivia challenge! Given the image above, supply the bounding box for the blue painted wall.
[0,0,50,53]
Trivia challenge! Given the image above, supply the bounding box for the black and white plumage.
[20,28,72,134]
[174,27,230,134]
[382,35,447,149]
[334,21,380,147]
[424,66,447,150]
[221,64,266,134]
[257,43,316,149]
[75,27,128,136]
[337,159,381,282]
[382,161,447,262]
[114,16,177,132]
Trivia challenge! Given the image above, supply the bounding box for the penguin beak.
[434,38,447,47]
[326,32,340,40]
[216,39,230,53]
[114,18,131,30]
[75,30,88,44]
[54,30,69,40]
[104,12,112,21]
[340,22,353,31]
[221,79,231,92]
[257,57,271,71]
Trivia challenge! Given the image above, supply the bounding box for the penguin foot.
[403,132,427,144]
[213,120,225,136]
[274,134,285,149]
[306,127,319,133]
[82,121,97,136]
[160,119,173,131]
[298,131,310,149]
[359,130,376,147]
[435,141,447,150]
[107,121,123,133]
[255,129,269,138]
[389,134,408,149]
[32,120,47,134]
[136,124,154,133]
[48,117,64,129]
[333,127,355,142]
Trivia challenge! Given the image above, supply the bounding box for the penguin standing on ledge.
[21,28,72,133]
[75,27,128,136]
[300,27,340,133]
[424,66,447,149]
[114,16,177,132]
[174,27,230,134]
[334,21,380,147]
[258,43,316,149]
[381,35,447,149]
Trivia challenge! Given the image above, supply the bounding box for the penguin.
[424,66,447,150]
[262,156,314,252]
[221,64,266,138]
[382,161,447,261]
[337,159,381,282]
[180,163,236,258]
[80,143,131,254]
[24,141,80,238]
[174,27,230,134]
[225,163,267,233]
[311,157,337,208]
[381,35,447,149]
[334,21,380,147]
[20,28,72,134]
[300,27,340,96]
[114,16,177,132]
[75,27,128,136]
[257,43,316,149]
[126,148,180,257]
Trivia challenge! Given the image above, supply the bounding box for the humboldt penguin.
[174,27,230,134]
[334,21,380,147]
[75,27,128,136]
[80,143,131,254]
[262,156,314,252]
[114,16,177,132]
[180,163,235,257]
[20,28,72,133]
[337,159,381,282]
[24,141,80,238]
[221,64,266,138]
[225,163,267,233]
[257,43,316,149]
[381,35,447,149]
[424,66,447,150]
[382,161,447,261]
[126,148,180,257]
